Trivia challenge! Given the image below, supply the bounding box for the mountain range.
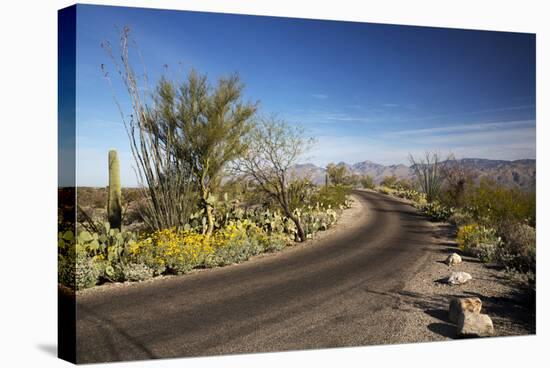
[291,158,536,190]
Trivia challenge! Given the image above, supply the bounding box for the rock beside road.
[445,253,462,266]
[449,297,482,324]
[458,311,494,337]
[447,271,472,285]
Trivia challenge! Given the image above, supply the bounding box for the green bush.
[118,263,155,282]
[311,185,351,209]
[381,176,398,188]
[263,233,288,252]
[295,204,339,239]
[393,188,426,203]
[496,222,536,273]
[418,201,454,222]
[360,175,375,189]
[58,254,75,289]
[207,236,264,267]
[465,179,535,227]
[457,221,535,272]
[457,224,502,262]
[59,252,100,290]
[448,209,475,227]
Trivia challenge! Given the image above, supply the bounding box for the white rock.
[457,311,494,337]
[445,253,462,266]
[447,271,472,285]
[449,297,482,323]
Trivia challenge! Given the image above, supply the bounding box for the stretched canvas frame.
[58,4,536,364]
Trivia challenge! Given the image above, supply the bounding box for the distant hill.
[290,158,536,190]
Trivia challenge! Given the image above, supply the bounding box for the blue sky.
[71,4,536,187]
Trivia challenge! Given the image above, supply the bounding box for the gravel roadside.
[367,190,536,342]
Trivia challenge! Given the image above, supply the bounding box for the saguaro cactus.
[107,150,122,229]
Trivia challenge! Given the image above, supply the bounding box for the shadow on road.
[77,303,159,363]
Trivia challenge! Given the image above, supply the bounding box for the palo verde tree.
[151,72,257,235]
[235,116,313,242]
[326,163,348,186]
[103,27,256,234]
[360,175,375,189]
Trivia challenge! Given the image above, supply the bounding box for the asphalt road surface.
[74,190,438,363]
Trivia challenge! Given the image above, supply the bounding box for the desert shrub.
[312,185,351,209]
[495,222,536,273]
[418,201,454,222]
[208,235,262,266]
[295,204,339,239]
[457,224,501,262]
[393,188,426,203]
[360,175,375,189]
[448,209,475,227]
[118,263,155,282]
[58,254,75,289]
[326,163,349,186]
[381,176,398,188]
[263,233,288,252]
[75,253,100,290]
[394,179,414,191]
[439,182,472,209]
[455,218,535,273]
[287,177,317,210]
[465,179,535,227]
[59,252,100,290]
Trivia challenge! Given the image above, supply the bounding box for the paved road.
[74,190,437,363]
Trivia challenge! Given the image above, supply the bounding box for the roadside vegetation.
[58,28,352,291]
[374,153,536,282]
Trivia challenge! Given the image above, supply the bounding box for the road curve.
[74,190,438,363]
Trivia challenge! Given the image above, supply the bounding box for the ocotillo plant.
[107,150,122,229]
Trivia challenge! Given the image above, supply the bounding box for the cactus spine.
[107,150,122,229]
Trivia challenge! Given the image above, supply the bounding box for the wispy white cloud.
[383,120,534,138]
[285,110,374,124]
